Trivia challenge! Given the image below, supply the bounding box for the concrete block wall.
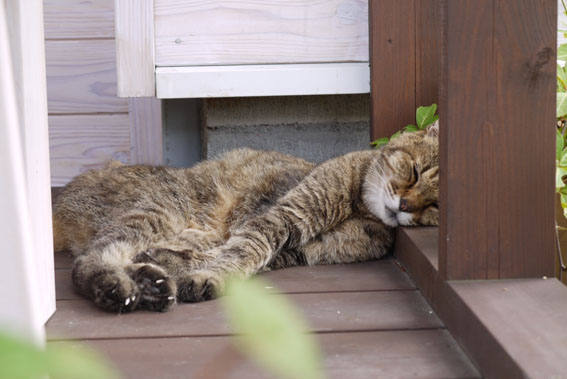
[202,94,371,164]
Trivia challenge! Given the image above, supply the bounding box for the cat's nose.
[399,199,409,212]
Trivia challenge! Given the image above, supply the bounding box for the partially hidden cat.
[53,122,439,313]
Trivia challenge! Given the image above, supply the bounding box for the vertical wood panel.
[129,98,163,165]
[115,0,156,97]
[415,0,441,108]
[439,0,556,279]
[370,0,416,140]
[1,0,52,343]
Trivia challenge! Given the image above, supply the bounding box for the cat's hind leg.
[72,208,184,312]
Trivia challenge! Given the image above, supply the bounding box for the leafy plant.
[0,331,119,379]
[221,277,323,379]
[370,103,439,149]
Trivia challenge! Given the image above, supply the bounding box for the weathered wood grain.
[48,114,130,186]
[45,39,128,113]
[154,0,368,66]
[43,0,115,39]
[129,98,163,164]
[115,0,155,97]
[439,0,556,279]
[55,330,479,379]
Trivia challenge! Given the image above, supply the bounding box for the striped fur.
[54,126,438,312]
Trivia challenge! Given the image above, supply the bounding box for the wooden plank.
[56,330,479,379]
[53,259,416,301]
[45,39,128,113]
[129,98,163,165]
[439,0,556,279]
[48,114,130,186]
[43,0,115,39]
[46,291,442,340]
[415,0,441,108]
[115,0,155,97]
[153,0,369,66]
[395,227,567,379]
[156,63,370,99]
[369,0,416,140]
[451,279,567,379]
[54,252,74,270]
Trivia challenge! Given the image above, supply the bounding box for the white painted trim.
[155,63,370,99]
[115,0,156,97]
[0,0,51,346]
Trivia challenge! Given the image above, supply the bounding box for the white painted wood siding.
[44,0,162,186]
[154,0,369,66]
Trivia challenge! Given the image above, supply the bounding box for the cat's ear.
[426,120,439,138]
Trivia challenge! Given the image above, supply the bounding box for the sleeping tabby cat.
[53,122,439,313]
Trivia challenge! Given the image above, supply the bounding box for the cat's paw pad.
[177,269,224,303]
[90,272,139,313]
[129,264,176,312]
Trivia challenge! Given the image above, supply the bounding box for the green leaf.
[370,137,389,149]
[558,131,564,161]
[558,64,567,92]
[557,93,567,119]
[222,278,323,379]
[561,148,567,166]
[403,125,419,133]
[0,332,119,379]
[559,43,567,61]
[416,104,438,129]
[556,167,567,188]
[390,130,402,140]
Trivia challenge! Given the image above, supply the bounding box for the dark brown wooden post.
[369,0,416,140]
[439,0,556,279]
[369,0,441,140]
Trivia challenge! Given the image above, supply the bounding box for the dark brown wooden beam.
[395,227,567,379]
[439,0,556,279]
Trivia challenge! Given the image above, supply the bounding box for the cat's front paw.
[128,264,177,312]
[85,271,140,313]
[177,269,224,303]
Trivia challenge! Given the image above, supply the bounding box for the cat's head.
[363,122,439,227]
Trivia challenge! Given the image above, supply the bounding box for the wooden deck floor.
[47,252,481,379]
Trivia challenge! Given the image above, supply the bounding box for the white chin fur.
[363,180,400,228]
[396,212,416,226]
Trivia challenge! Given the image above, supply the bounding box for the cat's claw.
[177,269,224,303]
[130,264,177,312]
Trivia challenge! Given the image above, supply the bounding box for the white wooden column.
[0,0,55,345]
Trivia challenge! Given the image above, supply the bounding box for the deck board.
[47,291,441,340]
[47,249,480,378]
[51,330,479,379]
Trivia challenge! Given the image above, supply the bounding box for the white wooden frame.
[155,63,370,99]
[114,1,370,99]
[0,0,54,345]
[115,0,156,97]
